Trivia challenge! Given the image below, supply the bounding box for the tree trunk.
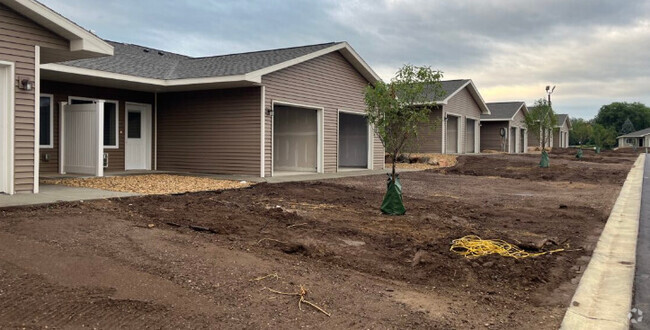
[391,150,397,182]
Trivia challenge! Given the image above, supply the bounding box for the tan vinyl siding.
[480,121,508,152]
[156,87,261,175]
[262,51,382,176]
[406,107,443,153]
[553,120,569,148]
[39,80,155,174]
[0,4,67,193]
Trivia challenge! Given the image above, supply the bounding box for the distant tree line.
[570,102,650,148]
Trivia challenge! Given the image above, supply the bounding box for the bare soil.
[0,151,638,329]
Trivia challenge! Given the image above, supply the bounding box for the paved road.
[633,155,650,329]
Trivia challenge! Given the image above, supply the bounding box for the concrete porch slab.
[0,185,139,208]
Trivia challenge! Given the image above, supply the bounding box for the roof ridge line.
[187,41,342,60]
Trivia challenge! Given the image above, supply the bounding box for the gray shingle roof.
[57,41,340,79]
[619,127,650,138]
[419,79,470,102]
[482,102,524,120]
[556,114,569,125]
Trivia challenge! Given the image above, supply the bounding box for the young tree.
[621,118,635,134]
[365,64,444,214]
[592,124,618,149]
[570,118,593,146]
[524,99,557,167]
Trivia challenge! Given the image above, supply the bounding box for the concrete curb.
[561,154,645,329]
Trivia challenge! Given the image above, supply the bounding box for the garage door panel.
[339,113,368,168]
[273,106,317,172]
[466,119,475,153]
[446,116,458,154]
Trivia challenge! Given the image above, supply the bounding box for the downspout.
[33,45,40,193]
[154,91,158,171]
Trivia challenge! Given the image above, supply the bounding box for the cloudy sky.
[41,0,650,119]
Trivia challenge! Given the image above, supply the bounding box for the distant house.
[480,102,528,153]
[0,0,384,195]
[617,128,650,148]
[409,79,490,154]
[526,107,569,149]
[553,114,571,148]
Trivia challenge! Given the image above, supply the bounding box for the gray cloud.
[40,0,650,119]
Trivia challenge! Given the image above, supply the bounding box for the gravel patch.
[42,174,251,195]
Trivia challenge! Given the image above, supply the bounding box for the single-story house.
[480,102,528,153]
[1,0,384,195]
[553,114,571,148]
[410,79,490,154]
[617,128,650,148]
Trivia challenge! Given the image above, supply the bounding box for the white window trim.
[0,61,15,195]
[68,96,119,149]
[39,93,54,149]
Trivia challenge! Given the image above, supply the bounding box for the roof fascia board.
[41,63,260,87]
[2,0,113,56]
[466,80,491,115]
[480,118,511,122]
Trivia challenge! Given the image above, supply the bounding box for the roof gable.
[556,114,571,128]
[439,80,490,114]
[0,0,113,60]
[482,102,526,121]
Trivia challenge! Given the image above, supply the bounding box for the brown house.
[0,0,113,194]
[480,102,528,153]
[410,80,490,154]
[1,0,384,195]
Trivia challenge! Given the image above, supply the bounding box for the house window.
[69,97,119,148]
[39,95,53,148]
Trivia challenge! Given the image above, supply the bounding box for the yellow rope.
[450,235,564,259]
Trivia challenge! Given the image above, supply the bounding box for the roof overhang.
[0,0,113,62]
[41,41,382,92]
[40,64,262,92]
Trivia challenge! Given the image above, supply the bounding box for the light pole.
[545,85,556,106]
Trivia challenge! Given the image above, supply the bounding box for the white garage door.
[273,106,318,172]
[339,112,368,168]
[446,115,459,154]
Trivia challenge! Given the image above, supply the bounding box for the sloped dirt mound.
[441,153,635,184]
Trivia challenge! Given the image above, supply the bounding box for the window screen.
[39,96,51,147]
[128,111,141,139]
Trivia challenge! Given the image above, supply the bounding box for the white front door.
[125,103,151,170]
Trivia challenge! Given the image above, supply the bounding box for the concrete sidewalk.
[561,154,645,330]
[632,154,650,329]
[0,185,139,208]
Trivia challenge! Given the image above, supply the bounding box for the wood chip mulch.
[42,174,252,195]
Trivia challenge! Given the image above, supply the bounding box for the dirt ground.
[0,151,638,329]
